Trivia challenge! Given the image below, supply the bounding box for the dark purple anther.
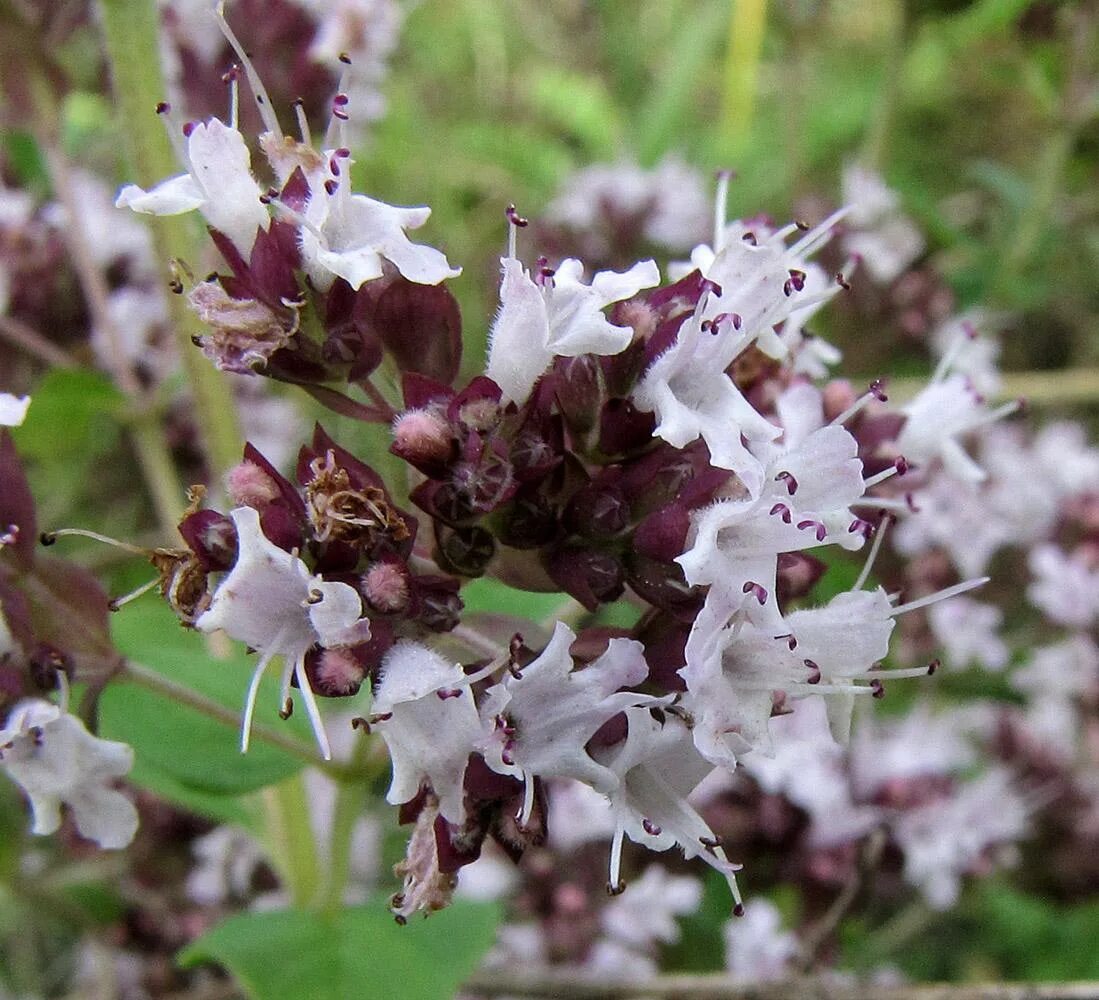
[869,379,888,402]
[505,204,529,228]
[836,271,851,290]
[797,520,827,542]
[927,659,940,675]
[733,903,746,918]
[894,456,909,476]
[775,470,798,495]
[742,581,768,605]
[436,688,463,700]
[155,101,170,114]
[774,633,798,650]
[742,232,757,245]
[871,679,885,699]
[848,518,873,539]
[324,179,339,196]
[804,659,822,684]
[182,121,196,137]
[339,52,352,65]
[642,819,662,836]
[770,503,793,523]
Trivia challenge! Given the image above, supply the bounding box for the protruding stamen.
[788,205,849,258]
[713,169,733,253]
[292,98,311,146]
[853,514,893,591]
[108,577,161,612]
[223,64,241,130]
[295,659,332,760]
[240,648,278,753]
[890,576,990,617]
[505,204,527,260]
[831,380,888,427]
[214,2,282,135]
[608,817,626,893]
[39,527,147,555]
[863,456,907,490]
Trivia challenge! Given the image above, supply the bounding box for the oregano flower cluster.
[1,13,1020,924]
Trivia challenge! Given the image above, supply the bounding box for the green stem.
[30,76,186,535]
[318,740,379,915]
[261,775,322,909]
[97,0,243,480]
[122,660,357,782]
[862,0,909,171]
[883,367,1099,407]
[720,0,769,158]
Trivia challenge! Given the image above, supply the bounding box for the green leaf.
[99,598,311,796]
[460,577,566,622]
[179,899,502,1000]
[11,370,124,463]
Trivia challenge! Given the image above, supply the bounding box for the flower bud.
[391,407,454,474]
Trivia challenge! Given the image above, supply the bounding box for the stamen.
[223,64,241,130]
[890,576,989,617]
[853,514,893,591]
[713,169,733,253]
[155,100,190,165]
[240,647,279,753]
[56,669,70,714]
[295,658,332,760]
[831,380,888,427]
[863,456,908,490]
[324,58,354,149]
[788,206,849,258]
[505,204,528,260]
[39,528,147,555]
[214,2,282,135]
[518,769,536,827]
[862,664,938,680]
[607,817,626,894]
[108,577,161,612]
[293,98,311,147]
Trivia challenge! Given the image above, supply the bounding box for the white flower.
[546,156,711,252]
[682,210,846,352]
[742,697,880,848]
[0,699,137,849]
[194,506,372,760]
[849,703,979,802]
[370,641,481,823]
[0,393,30,427]
[676,395,866,612]
[594,708,741,901]
[486,256,659,404]
[116,118,270,256]
[600,865,702,950]
[723,898,799,982]
[894,768,1027,909]
[478,623,652,824]
[927,596,1009,671]
[841,164,924,285]
[298,173,460,291]
[633,304,781,493]
[1026,544,1099,630]
[896,373,1008,484]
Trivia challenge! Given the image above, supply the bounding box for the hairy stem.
[97,0,243,479]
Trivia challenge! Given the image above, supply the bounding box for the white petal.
[115,174,205,216]
[186,119,270,255]
[0,393,30,426]
[485,257,552,404]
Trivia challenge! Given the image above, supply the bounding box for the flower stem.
[720,0,769,158]
[861,1,910,172]
[261,775,322,909]
[885,367,1099,407]
[26,68,187,535]
[97,0,244,480]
